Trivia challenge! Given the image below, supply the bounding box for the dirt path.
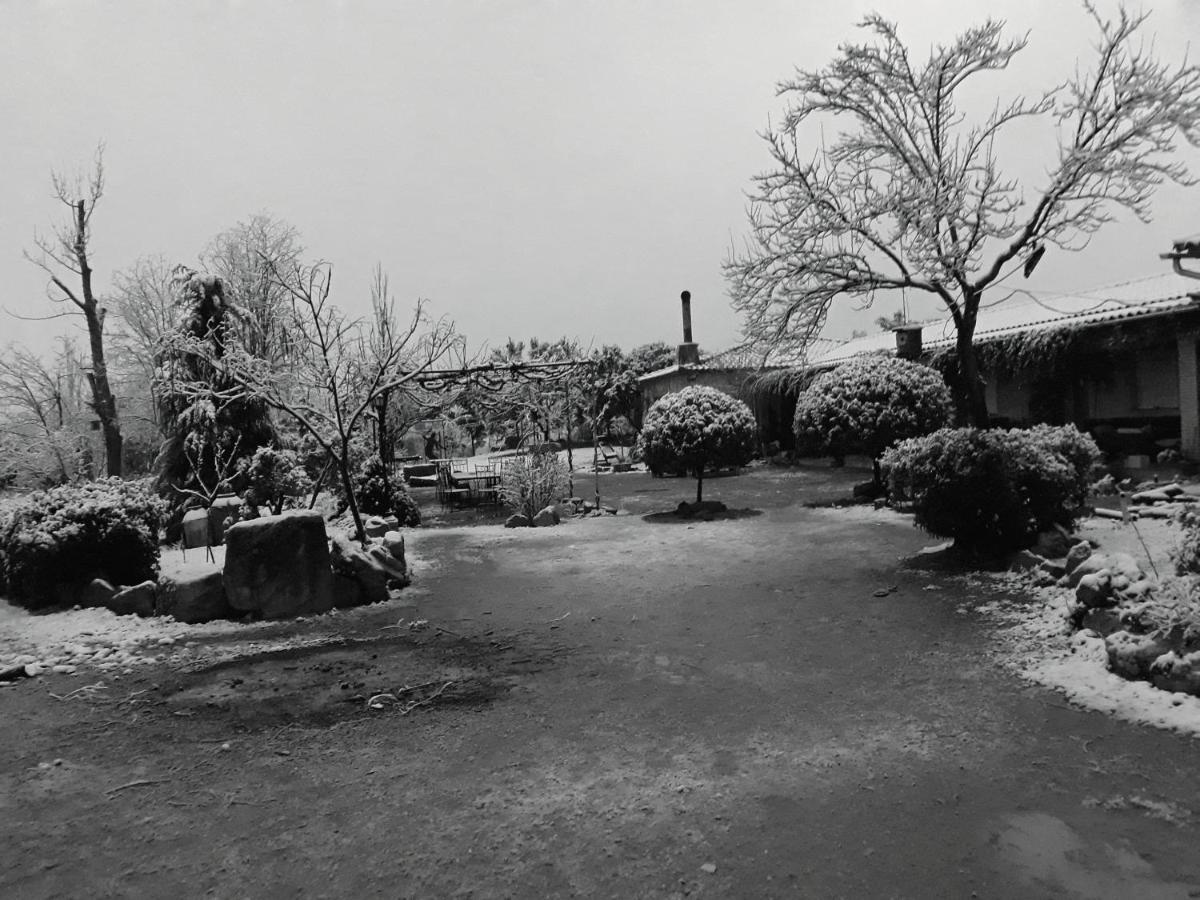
[3,467,1200,898]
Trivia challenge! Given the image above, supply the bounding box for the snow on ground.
[0,545,428,678]
[970,515,1200,739]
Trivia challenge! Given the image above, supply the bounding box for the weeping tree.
[725,4,1200,424]
[154,266,275,520]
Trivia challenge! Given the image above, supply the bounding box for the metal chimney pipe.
[681,290,693,343]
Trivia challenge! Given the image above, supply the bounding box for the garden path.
[2,465,1199,898]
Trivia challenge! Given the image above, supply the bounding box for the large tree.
[24,146,124,473]
[725,4,1200,424]
[171,260,462,542]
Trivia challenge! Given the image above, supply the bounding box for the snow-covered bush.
[793,355,952,483]
[881,425,1099,552]
[237,446,313,517]
[500,448,570,519]
[637,386,757,502]
[0,478,165,608]
[351,455,421,527]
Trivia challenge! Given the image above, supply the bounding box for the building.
[641,273,1200,460]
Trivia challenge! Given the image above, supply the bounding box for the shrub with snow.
[0,478,166,609]
[881,424,1099,553]
[793,355,952,483]
[637,386,757,502]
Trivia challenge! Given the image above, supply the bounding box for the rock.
[1038,559,1067,579]
[1075,571,1114,610]
[382,531,406,568]
[80,578,116,609]
[505,514,532,528]
[1066,553,1111,588]
[364,515,398,539]
[367,545,409,588]
[1034,529,1072,559]
[1105,630,1170,680]
[1008,549,1046,572]
[157,569,232,624]
[1063,542,1093,575]
[223,510,334,619]
[1161,483,1185,497]
[1149,650,1200,696]
[106,580,156,618]
[1092,474,1117,495]
[1106,552,1144,582]
[0,664,31,682]
[554,502,578,520]
[181,508,211,550]
[1079,607,1123,638]
[329,534,388,606]
[207,494,242,544]
[533,506,560,527]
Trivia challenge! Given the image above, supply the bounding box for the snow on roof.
[636,338,842,383]
[806,273,1200,370]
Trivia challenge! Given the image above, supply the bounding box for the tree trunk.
[76,200,122,476]
[337,442,366,544]
[954,299,990,428]
[695,470,704,503]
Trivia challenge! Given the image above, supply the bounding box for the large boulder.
[1065,553,1112,588]
[107,581,156,618]
[329,534,388,607]
[223,510,334,619]
[533,506,560,527]
[505,514,532,529]
[157,569,232,624]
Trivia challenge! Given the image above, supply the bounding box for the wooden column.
[1178,333,1200,458]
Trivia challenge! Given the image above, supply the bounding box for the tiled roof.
[806,273,1200,369]
[637,338,840,383]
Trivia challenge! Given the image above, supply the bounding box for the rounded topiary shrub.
[636,386,757,502]
[793,355,952,483]
[0,478,166,609]
[880,424,1100,553]
[351,455,421,527]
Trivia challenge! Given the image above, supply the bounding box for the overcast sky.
[3,0,1198,359]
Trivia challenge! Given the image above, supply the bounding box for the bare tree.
[0,340,90,484]
[725,4,1200,424]
[199,214,303,367]
[23,145,124,472]
[170,261,463,542]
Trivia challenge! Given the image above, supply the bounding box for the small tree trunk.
[955,298,990,428]
[337,442,366,544]
[872,457,882,490]
[695,470,704,503]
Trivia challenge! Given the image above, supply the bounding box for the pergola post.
[1178,333,1200,459]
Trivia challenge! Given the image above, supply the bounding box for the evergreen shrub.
[881,425,1099,552]
[0,478,165,608]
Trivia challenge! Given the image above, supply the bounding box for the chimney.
[677,290,700,365]
[894,324,923,360]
